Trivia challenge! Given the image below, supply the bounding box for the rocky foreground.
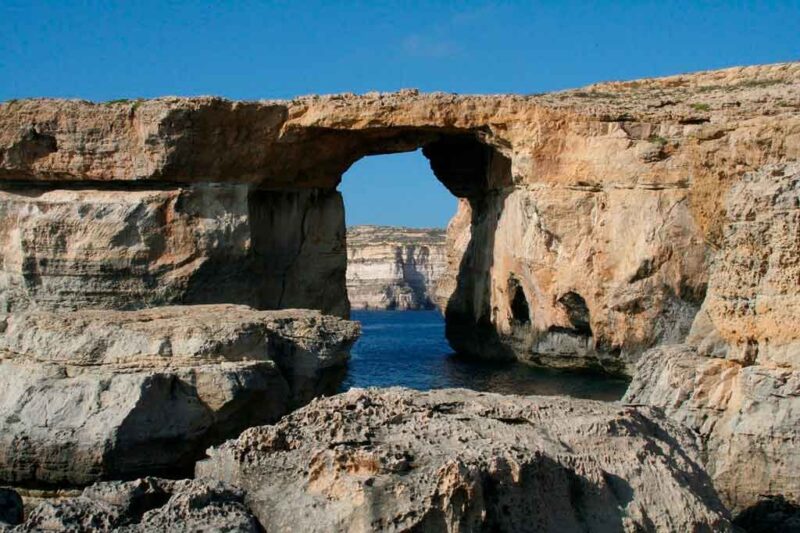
[4,388,733,532]
[0,305,359,487]
[346,225,446,310]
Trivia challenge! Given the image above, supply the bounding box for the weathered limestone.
[346,225,446,310]
[4,478,259,532]
[0,305,359,487]
[0,185,348,317]
[196,389,730,531]
[3,63,797,372]
[442,184,706,373]
[197,388,732,532]
[625,346,799,516]
[624,162,800,517]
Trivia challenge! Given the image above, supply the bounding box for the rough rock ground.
[0,305,359,487]
[197,388,732,532]
[0,478,259,532]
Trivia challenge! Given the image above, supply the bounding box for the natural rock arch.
[0,63,797,375]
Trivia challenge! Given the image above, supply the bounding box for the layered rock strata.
[623,163,800,517]
[0,305,359,487]
[1,62,798,373]
[346,225,446,310]
[197,387,732,532]
[0,185,348,317]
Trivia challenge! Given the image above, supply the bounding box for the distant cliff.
[346,225,447,310]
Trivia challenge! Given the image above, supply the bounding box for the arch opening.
[333,130,519,391]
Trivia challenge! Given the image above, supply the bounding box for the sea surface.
[340,310,630,402]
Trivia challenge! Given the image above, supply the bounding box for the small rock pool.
[340,310,630,402]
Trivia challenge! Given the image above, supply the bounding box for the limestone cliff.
[623,162,800,516]
[2,62,798,374]
[346,225,446,310]
[0,62,799,521]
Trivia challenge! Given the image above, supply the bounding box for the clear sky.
[2,1,798,227]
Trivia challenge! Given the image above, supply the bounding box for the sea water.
[340,310,629,401]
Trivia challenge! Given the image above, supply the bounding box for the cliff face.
[346,225,446,310]
[0,63,798,516]
[623,162,800,514]
[0,62,798,374]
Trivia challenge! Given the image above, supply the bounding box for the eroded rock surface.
[346,225,446,310]
[625,346,799,517]
[0,305,359,487]
[197,388,732,532]
[5,478,258,532]
[0,185,348,318]
[624,162,800,517]
[1,63,798,372]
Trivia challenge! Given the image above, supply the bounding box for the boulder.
[197,388,732,532]
[624,345,800,517]
[0,305,359,486]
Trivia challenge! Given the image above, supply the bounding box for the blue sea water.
[340,310,629,402]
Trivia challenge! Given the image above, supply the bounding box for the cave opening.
[557,292,592,337]
[508,277,531,326]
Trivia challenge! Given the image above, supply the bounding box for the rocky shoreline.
[0,63,798,531]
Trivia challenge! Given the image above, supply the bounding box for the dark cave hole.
[557,292,592,336]
[508,278,531,325]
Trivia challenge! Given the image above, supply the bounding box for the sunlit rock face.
[346,225,446,310]
[1,62,798,372]
[624,162,800,519]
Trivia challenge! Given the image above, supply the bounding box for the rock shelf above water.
[0,305,359,487]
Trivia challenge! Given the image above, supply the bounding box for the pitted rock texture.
[686,162,800,367]
[624,163,800,517]
[0,305,359,487]
[1,63,799,372]
[346,225,446,310]
[197,388,732,533]
[624,346,800,517]
[4,478,259,532]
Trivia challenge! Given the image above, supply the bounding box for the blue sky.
[2,1,798,227]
